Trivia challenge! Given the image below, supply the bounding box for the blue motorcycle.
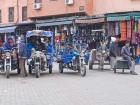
[26,30,54,78]
[58,49,86,77]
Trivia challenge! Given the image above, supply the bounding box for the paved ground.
[0,63,140,105]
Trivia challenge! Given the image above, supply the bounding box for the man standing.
[121,41,138,75]
[18,35,27,77]
[109,36,120,70]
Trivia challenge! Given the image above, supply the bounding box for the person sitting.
[96,41,108,70]
[121,41,138,75]
[3,37,17,59]
[59,43,65,55]
[27,37,36,59]
[3,37,16,51]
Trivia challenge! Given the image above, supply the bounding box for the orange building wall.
[93,0,140,15]
[85,0,93,16]
[28,0,93,18]
[0,0,28,25]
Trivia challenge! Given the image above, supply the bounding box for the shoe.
[130,71,138,75]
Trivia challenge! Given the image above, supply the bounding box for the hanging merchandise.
[134,21,138,33]
[61,32,65,42]
[132,32,137,45]
[120,21,127,41]
[115,22,120,36]
[127,20,132,38]
[112,23,115,36]
[132,21,138,45]
[108,22,114,36]
[138,19,140,36]
[137,44,140,56]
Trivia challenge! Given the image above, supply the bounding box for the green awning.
[107,16,130,21]
[135,16,140,21]
[106,12,140,21]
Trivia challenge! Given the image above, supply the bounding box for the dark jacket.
[19,38,27,58]
[109,42,120,57]
[121,46,131,59]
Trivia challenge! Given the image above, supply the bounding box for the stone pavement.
[0,63,140,105]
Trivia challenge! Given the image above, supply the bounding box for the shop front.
[106,12,140,57]
[74,17,105,50]
[0,26,17,44]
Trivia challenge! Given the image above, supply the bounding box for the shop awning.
[75,18,104,24]
[135,16,140,21]
[36,20,73,27]
[107,16,130,21]
[0,26,17,33]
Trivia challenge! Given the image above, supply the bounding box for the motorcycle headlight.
[35,51,41,57]
[102,50,106,54]
[5,52,11,57]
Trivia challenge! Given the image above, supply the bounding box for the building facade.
[0,0,28,25]
[0,0,35,42]
[93,0,140,56]
[0,0,140,55]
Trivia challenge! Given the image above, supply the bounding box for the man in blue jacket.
[18,36,27,77]
[3,37,16,51]
[121,41,138,75]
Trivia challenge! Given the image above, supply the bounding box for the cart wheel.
[59,63,63,73]
[80,65,86,77]
[6,66,10,79]
[49,65,52,74]
[35,65,40,78]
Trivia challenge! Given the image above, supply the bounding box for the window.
[79,6,84,11]
[22,6,27,21]
[9,7,14,22]
[35,0,42,3]
[0,10,1,23]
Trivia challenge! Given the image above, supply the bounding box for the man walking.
[109,36,120,70]
[18,35,27,77]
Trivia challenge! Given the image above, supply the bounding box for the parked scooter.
[1,47,20,78]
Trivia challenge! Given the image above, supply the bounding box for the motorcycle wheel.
[59,62,63,73]
[49,65,52,74]
[35,65,40,78]
[29,65,32,74]
[6,65,10,79]
[80,65,86,77]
